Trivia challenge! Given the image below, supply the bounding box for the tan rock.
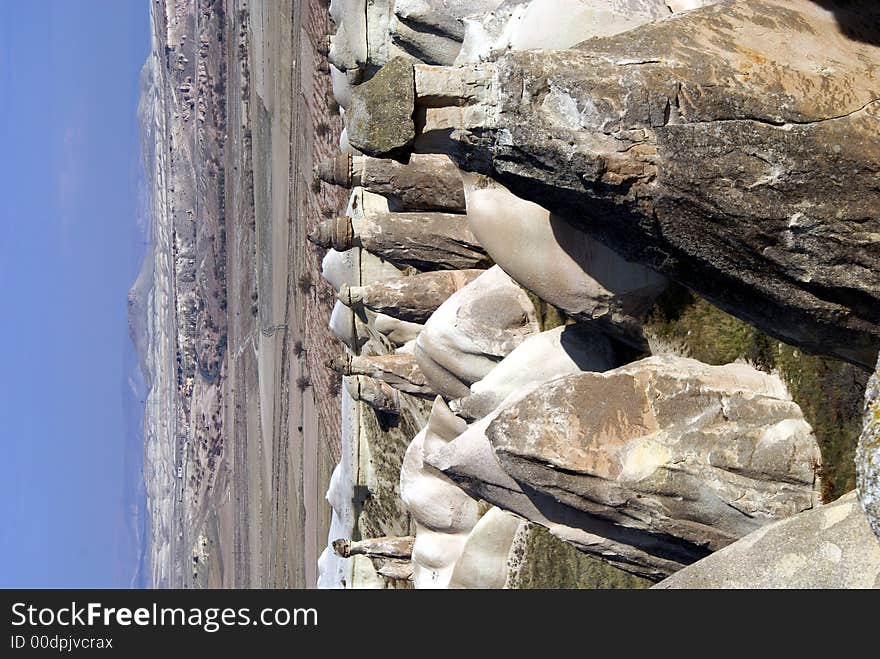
[338,269,483,324]
[308,212,491,272]
[487,355,822,553]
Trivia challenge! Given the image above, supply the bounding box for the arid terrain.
[134,0,346,589]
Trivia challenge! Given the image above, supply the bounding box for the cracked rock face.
[857,356,880,540]
[387,0,880,369]
[655,492,880,588]
[486,355,822,553]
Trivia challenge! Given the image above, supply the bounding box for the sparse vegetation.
[293,339,306,358]
[511,524,649,589]
[644,284,868,501]
[297,272,315,295]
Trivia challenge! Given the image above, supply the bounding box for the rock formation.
[857,356,880,539]
[655,492,880,588]
[338,269,483,324]
[452,324,616,420]
[343,375,401,414]
[428,356,823,579]
[317,0,880,589]
[447,507,526,589]
[462,173,667,348]
[309,211,491,271]
[347,0,880,368]
[399,397,483,588]
[328,353,437,397]
[488,355,822,552]
[428,401,691,579]
[316,153,466,212]
[415,265,541,399]
[332,535,414,559]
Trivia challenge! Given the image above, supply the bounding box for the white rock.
[463,174,666,347]
[400,397,482,588]
[415,265,540,398]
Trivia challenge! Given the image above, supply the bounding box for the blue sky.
[0,1,150,587]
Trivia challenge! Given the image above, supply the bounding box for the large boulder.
[428,388,698,579]
[486,355,822,553]
[655,492,880,589]
[415,266,541,399]
[403,0,880,369]
[346,57,415,157]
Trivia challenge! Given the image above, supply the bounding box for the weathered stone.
[427,395,694,579]
[328,353,436,396]
[453,324,616,420]
[338,269,483,323]
[857,355,880,540]
[655,492,880,589]
[372,313,423,346]
[346,57,415,157]
[400,397,482,588]
[316,153,466,212]
[332,535,414,559]
[344,375,401,414]
[488,355,822,554]
[374,559,414,581]
[455,0,677,65]
[463,173,667,349]
[448,507,525,589]
[415,266,541,399]
[309,211,491,271]
[409,0,880,369]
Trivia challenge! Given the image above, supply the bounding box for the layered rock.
[316,153,467,212]
[857,356,880,539]
[415,265,541,399]
[332,535,414,559]
[428,400,693,579]
[452,324,616,420]
[347,0,880,368]
[487,355,822,553]
[309,212,491,271]
[328,353,436,397]
[463,173,667,348]
[399,397,482,588]
[655,492,880,588]
[338,269,483,324]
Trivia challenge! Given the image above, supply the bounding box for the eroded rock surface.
[463,174,667,348]
[453,324,615,420]
[655,492,880,588]
[350,0,880,368]
[400,397,482,588]
[487,355,823,553]
[415,265,540,398]
[338,269,483,323]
